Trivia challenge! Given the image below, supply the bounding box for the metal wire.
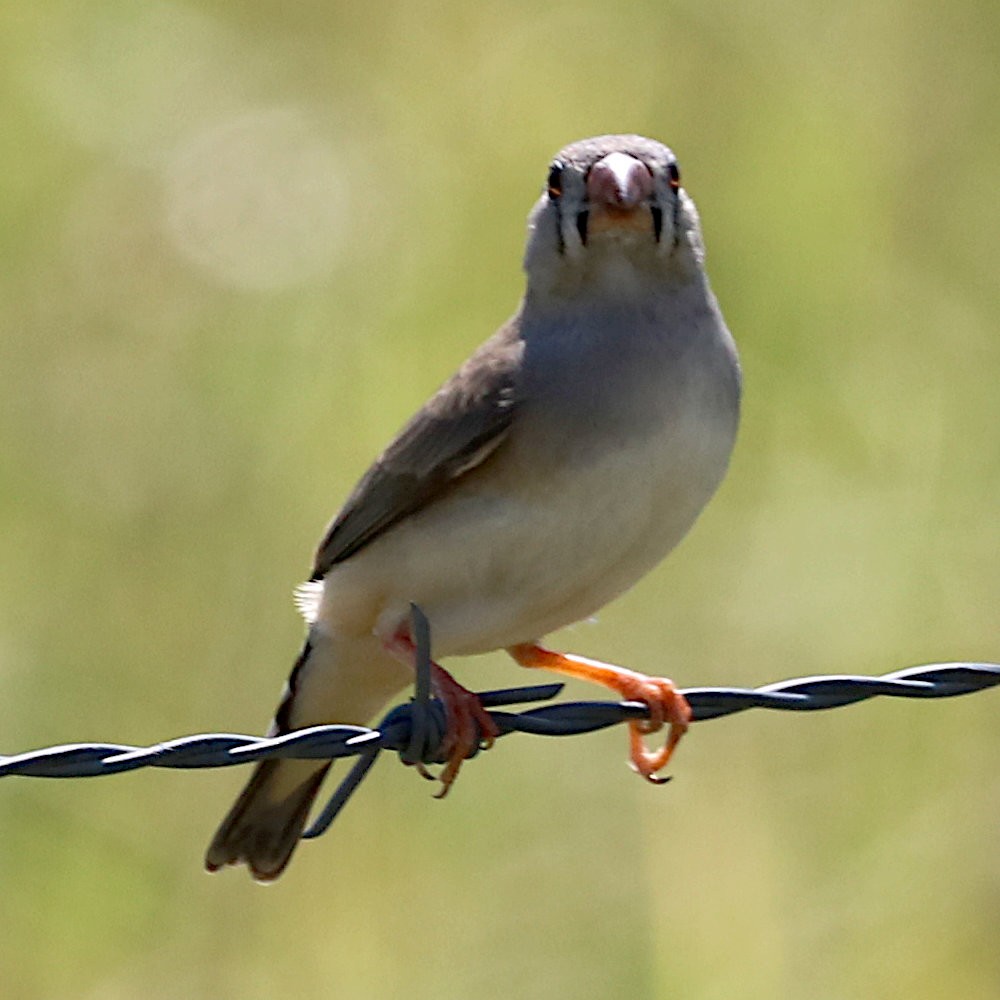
[2,605,998,839]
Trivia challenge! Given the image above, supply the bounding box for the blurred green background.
[2,2,999,998]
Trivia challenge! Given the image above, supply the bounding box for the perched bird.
[206,134,741,881]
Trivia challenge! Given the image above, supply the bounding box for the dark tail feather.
[205,759,331,881]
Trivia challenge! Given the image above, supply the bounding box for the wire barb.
[2,605,998,841]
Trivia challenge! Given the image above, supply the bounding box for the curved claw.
[430,666,499,797]
[620,674,691,782]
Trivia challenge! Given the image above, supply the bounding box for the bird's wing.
[310,315,524,578]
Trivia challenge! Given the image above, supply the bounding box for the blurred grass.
[1,2,999,998]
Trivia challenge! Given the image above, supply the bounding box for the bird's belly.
[322,386,737,658]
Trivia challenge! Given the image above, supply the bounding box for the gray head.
[523,134,706,296]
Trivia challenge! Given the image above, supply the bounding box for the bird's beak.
[584,152,655,239]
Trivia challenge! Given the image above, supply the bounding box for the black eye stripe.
[667,161,681,189]
[547,162,564,199]
[651,205,663,243]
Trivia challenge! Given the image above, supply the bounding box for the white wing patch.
[293,580,323,623]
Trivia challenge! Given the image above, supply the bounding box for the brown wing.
[310,314,524,579]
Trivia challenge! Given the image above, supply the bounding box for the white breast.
[319,281,740,658]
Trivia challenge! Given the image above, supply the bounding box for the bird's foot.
[620,673,690,783]
[426,663,499,797]
[384,628,499,797]
[506,643,691,783]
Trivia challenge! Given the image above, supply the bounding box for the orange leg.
[507,643,691,783]
[384,632,499,798]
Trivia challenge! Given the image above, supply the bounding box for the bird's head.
[523,135,705,296]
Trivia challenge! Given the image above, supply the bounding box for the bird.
[205,133,741,881]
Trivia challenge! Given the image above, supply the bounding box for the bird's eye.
[547,163,564,200]
[667,161,681,190]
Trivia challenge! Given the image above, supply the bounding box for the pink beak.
[586,152,654,209]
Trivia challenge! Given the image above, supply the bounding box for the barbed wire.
[2,605,998,839]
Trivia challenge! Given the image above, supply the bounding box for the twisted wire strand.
[2,606,998,839]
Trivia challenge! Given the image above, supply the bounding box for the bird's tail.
[204,756,330,881]
[205,627,412,881]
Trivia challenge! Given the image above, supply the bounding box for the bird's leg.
[506,643,691,783]
[384,630,499,798]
